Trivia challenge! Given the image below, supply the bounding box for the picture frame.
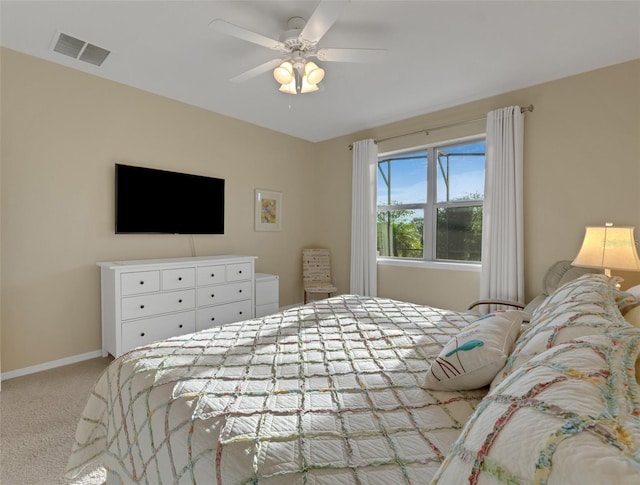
[255,189,282,231]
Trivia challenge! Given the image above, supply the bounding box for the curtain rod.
[348,104,534,150]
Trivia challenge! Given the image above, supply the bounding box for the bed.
[68,275,640,484]
[66,295,486,484]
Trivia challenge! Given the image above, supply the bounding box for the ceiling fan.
[209,0,385,94]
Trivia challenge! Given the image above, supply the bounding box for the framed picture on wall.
[255,189,282,231]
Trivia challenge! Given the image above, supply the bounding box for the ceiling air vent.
[51,32,110,66]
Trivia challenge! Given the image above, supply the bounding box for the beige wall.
[0,49,3,381]
[1,48,319,372]
[2,46,639,373]
[315,59,640,309]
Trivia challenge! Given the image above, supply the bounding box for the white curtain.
[350,139,378,296]
[480,106,525,306]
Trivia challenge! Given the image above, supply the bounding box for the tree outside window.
[377,139,485,263]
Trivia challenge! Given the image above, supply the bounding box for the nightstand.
[255,273,279,317]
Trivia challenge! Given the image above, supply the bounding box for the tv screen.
[115,164,225,234]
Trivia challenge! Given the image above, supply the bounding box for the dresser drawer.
[256,302,279,318]
[121,311,196,354]
[227,262,252,281]
[255,276,278,306]
[100,255,256,358]
[162,267,195,290]
[121,289,196,320]
[121,271,160,296]
[196,300,252,330]
[197,281,252,307]
[197,265,225,286]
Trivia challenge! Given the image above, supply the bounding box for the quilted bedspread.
[66,295,486,484]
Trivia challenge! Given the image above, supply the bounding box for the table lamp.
[572,223,640,276]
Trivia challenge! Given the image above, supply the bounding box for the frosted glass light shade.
[304,61,325,85]
[572,226,640,274]
[278,77,297,94]
[273,61,294,84]
[275,60,323,94]
[300,75,319,93]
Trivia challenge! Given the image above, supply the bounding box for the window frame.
[377,134,485,267]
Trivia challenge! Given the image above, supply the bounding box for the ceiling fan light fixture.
[277,62,321,95]
[304,61,325,85]
[300,74,320,93]
[273,61,294,84]
[277,60,323,95]
[278,77,297,94]
[213,2,387,94]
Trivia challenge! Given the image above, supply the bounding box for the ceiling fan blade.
[316,48,386,63]
[209,19,285,51]
[299,0,348,45]
[230,58,285,83]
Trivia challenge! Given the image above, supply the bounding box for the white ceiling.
[2,1,639,142]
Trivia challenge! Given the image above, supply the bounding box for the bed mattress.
[66,295,486,484]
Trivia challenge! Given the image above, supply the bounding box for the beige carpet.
[1,356,112,485]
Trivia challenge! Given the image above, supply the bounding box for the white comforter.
[66,295,485,484]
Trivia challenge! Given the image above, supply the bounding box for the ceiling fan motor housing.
[280,16,317,54]
[286,16,306,31]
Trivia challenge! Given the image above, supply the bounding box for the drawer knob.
[140,332,145,337]
[211,294,215,298]
[239,311,243,315]
[211,317,215,321]
[179,299,183,303]
[210,273,215,277]
[239,289,243,293]
[178,277,182,281]
[239,270,243,274]
[139,281,144,285]
[179,324,183,328]
[140,305,145,309]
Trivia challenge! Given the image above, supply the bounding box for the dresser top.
[98,255,257,269]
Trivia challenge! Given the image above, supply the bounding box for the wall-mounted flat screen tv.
[115,163,225,234]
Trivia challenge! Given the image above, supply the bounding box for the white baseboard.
[1,349,103,382]
[1,305,310,384]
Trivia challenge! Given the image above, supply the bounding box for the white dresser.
[98,255,257,357]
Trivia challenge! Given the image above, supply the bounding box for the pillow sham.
[424,310,523,391]
[491,274,629,389]
[615,288,640,314]
[432,330,640,485]
[624,305,640,328]
[605,278,640,314]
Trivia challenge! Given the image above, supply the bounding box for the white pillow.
[424,311,523,391]
[491,274,630,389]
[433,330,640,484]
[624,305,640,328]
[624,283,640,300]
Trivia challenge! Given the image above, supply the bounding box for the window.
[377,138,485,263]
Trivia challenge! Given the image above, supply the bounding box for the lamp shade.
[572,225,640,273]
[278,77,297,94]
[275,59,324,94]
[273,61,294,84]
[304,61,325,85]
[300,75,319,94]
